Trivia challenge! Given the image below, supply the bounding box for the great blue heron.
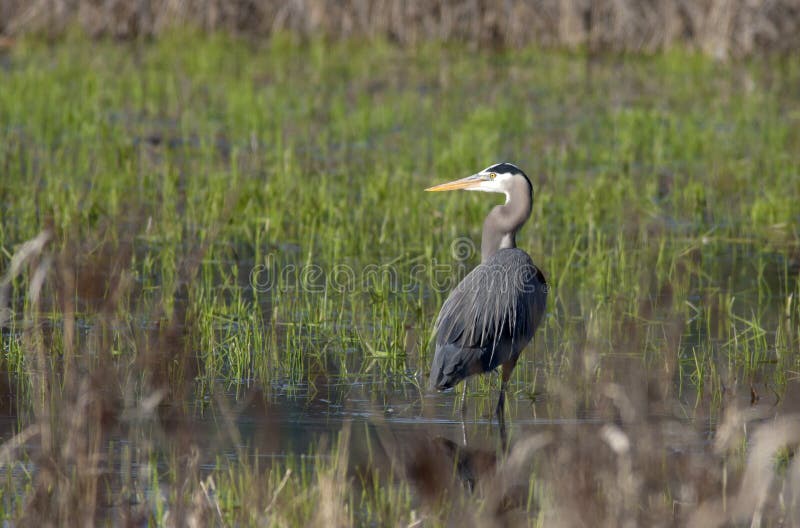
[426,162,547,445]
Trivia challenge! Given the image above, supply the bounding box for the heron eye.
[489,173,497,180]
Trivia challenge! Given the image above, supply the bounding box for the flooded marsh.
[1,35,800,525]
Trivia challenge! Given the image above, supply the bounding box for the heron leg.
[461,380,469,446]
[496,357,519,452]
[460,379,468,418]
[496,380,508,451]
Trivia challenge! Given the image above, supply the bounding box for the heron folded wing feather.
[429,343,487,390]
[429,248,546,389]
[434,249,541,348]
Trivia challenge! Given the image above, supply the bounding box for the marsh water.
[73,240,800,460]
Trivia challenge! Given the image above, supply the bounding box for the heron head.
[425,163,530,202]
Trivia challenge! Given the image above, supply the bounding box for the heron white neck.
[480,178,532,262]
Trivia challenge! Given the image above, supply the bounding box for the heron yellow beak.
[425,175,483,192]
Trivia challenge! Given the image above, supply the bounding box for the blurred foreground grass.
[0,33,799,525]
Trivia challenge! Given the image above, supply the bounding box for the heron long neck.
[481,178,532,262]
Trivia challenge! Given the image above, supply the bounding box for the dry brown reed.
[1,202,799,525]
[0,218,222,525]
[3,223,800,525]
[1,0,799,58]
[393,375,800,526]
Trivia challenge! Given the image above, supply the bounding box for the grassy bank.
[0,34,799,525]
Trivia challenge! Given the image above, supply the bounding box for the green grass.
[1,32,799,525]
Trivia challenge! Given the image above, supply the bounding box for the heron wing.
[430,249,547,389]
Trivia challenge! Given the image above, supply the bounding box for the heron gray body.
[425,162,547,443]
[429,248,546,390]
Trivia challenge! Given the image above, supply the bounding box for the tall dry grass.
[1,0,799,58]
[0,215,221,525]
[3,223,800,524]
